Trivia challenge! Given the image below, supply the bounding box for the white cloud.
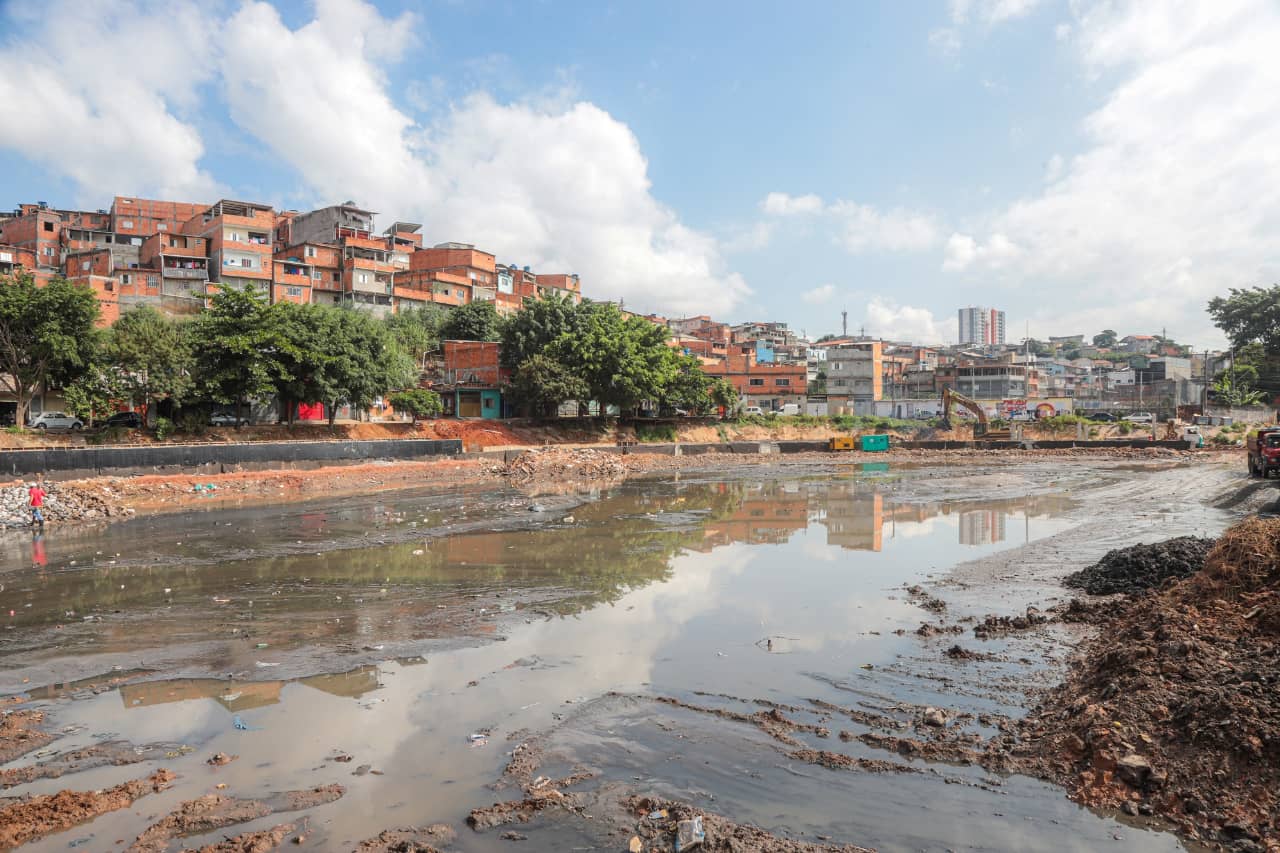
[759,193,941,255]
[760,192,824,216]
[944,0,1280,343]
[801,284,836,304]
[829,200,940,253]
[0,1,221,201]
[863,298,947,344]
[942,232,1020,271]
[0,0,749,319]
[722,222,774,253]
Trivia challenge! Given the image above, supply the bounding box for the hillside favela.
[2,3,1279,853]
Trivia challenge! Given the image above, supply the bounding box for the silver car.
[30,411,84,430]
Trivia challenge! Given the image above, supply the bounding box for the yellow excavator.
[939,387,1011,440]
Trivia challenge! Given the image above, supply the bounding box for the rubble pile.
[1004,517,1280,850]
[623,795,874,852]
[0,483,133,528]
[1063,536,1216,596]
[491,448,627,482]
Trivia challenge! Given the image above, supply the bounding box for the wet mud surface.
[0,454,1253,851]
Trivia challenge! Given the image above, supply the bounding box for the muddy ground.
[0,450,1271,852]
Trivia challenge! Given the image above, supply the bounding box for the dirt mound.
[491,448,626,482]
[0,769,174,849]
[1063,536,1215,595]
[1005,517,1280,849]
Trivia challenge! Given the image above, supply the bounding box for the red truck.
[1247,427,1280,477]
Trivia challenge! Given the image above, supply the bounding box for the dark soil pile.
[1063,536,1215,595]
[1002,517,1280,850]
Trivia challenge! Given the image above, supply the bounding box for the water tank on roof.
[523,266,530,272]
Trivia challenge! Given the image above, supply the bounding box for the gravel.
[1062,536,1215,595]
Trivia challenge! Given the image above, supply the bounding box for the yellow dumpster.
[829,436,855,451]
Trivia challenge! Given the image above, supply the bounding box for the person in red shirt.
[29,474,46,528]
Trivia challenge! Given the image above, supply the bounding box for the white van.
[775,403,800,416]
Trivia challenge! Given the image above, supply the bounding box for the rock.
[1115,754,1152,788]
[1121,801,1138,816]
[922,707,947,727]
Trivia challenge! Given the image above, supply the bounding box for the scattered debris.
[625,795,874,852]
[207,752,238,767]
[0,709,55,765]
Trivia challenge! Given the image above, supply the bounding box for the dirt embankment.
[1003,518,1280,851]
[0,444,1232,532]
[0,769,175,849]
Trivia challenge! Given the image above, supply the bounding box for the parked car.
[29,412,83,431]
[743,406,765,416]
[101,411,142,429]
[209,412,250,427]
[1123,411,1155,424]
[1085,411,1118,422]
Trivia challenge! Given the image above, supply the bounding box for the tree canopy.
[500,293,582,369]
[1209,285,1280,353]
[108,305,192,412]
[0,274,101,425]
[440,299,501,342]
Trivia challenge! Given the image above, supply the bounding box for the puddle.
[1,473,1194,851]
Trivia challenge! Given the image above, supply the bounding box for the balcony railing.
[162,267,208,280]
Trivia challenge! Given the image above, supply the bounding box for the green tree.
[321,308,415,426]
[709,377,739,413]
[385,305,446,369]
[0,274,101,426]
[548,303,680,415]
[1208,285,1280,352]
[388,388,443,422]
[507,354,588,418]
[1093,329,1118,349]
[273,302,334,425]
[440,299,501,342]
[108,306,192,417]
[64,361,125,427]
[189,284,290,425]
[500,293,582,369]
[661,355,718,415]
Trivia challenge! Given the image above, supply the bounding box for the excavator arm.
[940,386,988,431]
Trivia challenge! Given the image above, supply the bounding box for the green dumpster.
[860,434,890,452]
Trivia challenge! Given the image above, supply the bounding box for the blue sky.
[2,0,1275,348]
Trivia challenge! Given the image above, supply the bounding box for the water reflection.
[0,478,1071,675]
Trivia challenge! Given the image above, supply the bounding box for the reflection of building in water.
[823,493,884,551]
[119,665,381,713]
[701,488,809,547]
[959,509,1007,545]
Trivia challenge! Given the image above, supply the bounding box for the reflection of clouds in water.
[885,514,953,540]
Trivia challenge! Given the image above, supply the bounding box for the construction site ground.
[1,448,1276,852]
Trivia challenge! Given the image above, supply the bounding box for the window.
[43,221,53,232]
[121,274,131,284]
[305,246,316,258]
[775,379,790,386]
[147,275,158,287]
[286,286,303,297]
[44,247,54,257]
[749,378,765,386]
[312,270,321,280]
[357,272,369,284]
[332,272,340,282]
[120,219,133,229]
[157,223,167,231]
[81,261,90,271]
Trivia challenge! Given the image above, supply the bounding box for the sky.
[1,0,1276,349]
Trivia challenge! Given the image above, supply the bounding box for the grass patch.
[635,423,677,443]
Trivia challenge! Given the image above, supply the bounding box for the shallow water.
[3,472,1192,851]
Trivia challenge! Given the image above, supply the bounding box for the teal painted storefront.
[454,388,505,419]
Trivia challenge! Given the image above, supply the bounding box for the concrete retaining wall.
[0,439,462,478]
